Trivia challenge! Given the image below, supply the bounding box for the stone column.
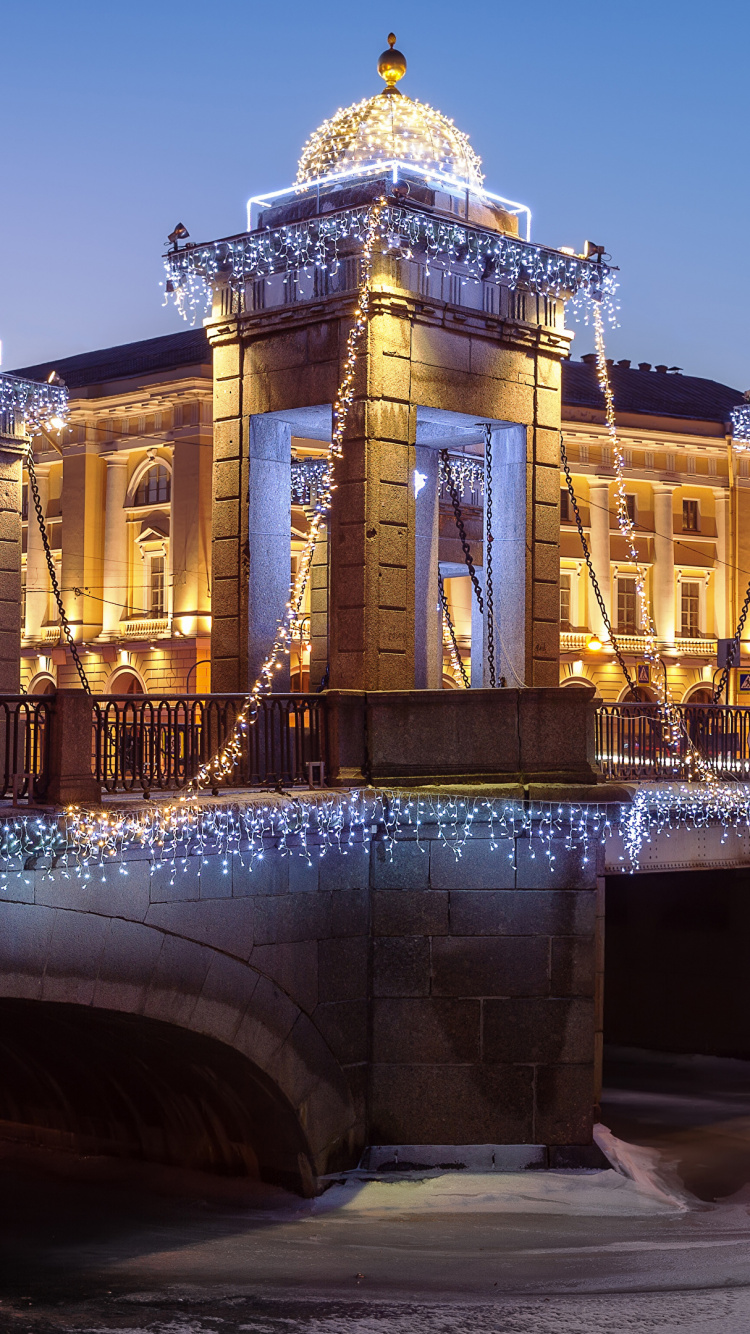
[653,483,676,646]
[308,519,329,692]
[24,462,50,642]
[470,566,485,688]
[210,334,247,693]
[100,456,129,639]
[485,425,527,687]
[172,437,212,635]
[587,480,612,641]
[248,415,291,691]
[713,488,729,638]
[414,444,440,689]
[329,302,416,690]
[0,441,24,691]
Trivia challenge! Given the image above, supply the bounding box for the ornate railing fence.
[0,695,52,800]
[91,693,327,794]
[3,693,750,802]
[596,703,750,780]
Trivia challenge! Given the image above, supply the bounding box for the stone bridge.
[0,802,605,1194]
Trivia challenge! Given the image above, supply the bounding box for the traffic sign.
[637,664,650,685]
[739,672,750,694]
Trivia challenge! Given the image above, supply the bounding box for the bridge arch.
[0,906,356,1194]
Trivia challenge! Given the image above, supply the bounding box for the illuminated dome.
[296,35,485,193]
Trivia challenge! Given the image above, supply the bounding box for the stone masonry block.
[448,889,595,938]
[430,838,516,890]
[318,936,368,1003]
[372,998,480,1063]
[92,918,164,1012]
[143,935,213,1028]
[150,858,201,903]
[318,844,370,891]
[214,458,241,501]
[371,841,431,890]
[551,936,596,996]
[533,502,559,545]
[0,902,54,999]
[213,342,241,380]
[214,379,240,421]
[211,497,242,542]
[253,893,332,946]
[535,1063,594,1145]
[372,891,449,941]
[366,401,412,444]
[213,419,242,461]
[377,564,408,609]
[330,888,369,938]
[378,483,408,526]
[533,579,560,623]
[369,1062,534,1144]
[411,325,470,372]
[534,428,561,468]
[41,910,111,1006]
[377,607,409,652]
[191,954,258,1045]
[373,936,430,997]
[534,464,563,506]
[378,524,408,567]
[35,861,150,922]
[250,940,318,1014]
[431,936,549,997]
[377,441,411,486]
[368,353,412,401]
[313,999,368,1066]
[145,898,255,961]
[482,998,595,1064]
[515,841,597,890]
[469,342,533,382]
[532,541,560,583]
[536,384,562,429]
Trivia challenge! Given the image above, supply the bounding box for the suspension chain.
[560,435,636,697]
[439,446,496,688]
[438,570,471,689]
[440,447,484,612]
[26,447,91,694]
[712,580,750,704]
[483,425,497,691]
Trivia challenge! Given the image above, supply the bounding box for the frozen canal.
[4,1050,750,1333]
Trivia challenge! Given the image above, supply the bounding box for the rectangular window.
[21,484,28,521]
[560,572,571,627]
[683,499,699,531]
[560,490,570,523]
[625,493,636,524]
[681,580,700,637]
[618,576,638,633]
[149,555,165,616]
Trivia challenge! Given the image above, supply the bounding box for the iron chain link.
[438,569,471,689]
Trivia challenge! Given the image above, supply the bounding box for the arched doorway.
[683,685,714,704]
[26,673,55,695]
[618,684,656,703]
[105,667,146,695]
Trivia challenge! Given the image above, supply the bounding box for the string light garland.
[731,403,750,450]
[0,373,68,438]
[6,784,750,887]
[184,197,387,795]
[296,93,485,193]
[163,203,616,327]
[590,302,714,783]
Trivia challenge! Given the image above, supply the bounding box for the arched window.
[133,464,170,508]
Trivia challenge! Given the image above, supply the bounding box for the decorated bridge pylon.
[165,36,615,699]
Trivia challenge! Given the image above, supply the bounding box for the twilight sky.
[2,0,748,387]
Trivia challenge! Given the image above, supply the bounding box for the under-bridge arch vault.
[0,880,358,1194]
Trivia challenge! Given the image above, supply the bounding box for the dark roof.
[11,326,744,425]
[562,359,744,424]
[10,329,210,390]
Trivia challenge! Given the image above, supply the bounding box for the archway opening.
[0,1000,315,1194]
[602,868,750,1200]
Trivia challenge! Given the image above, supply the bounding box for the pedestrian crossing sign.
[739,673,750,693]
[637,664,650,685]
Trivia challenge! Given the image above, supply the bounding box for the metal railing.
[0,695,52,800]
[596,703,750,780]
[92,693,326,794]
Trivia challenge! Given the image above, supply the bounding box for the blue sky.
[2,0,748,386]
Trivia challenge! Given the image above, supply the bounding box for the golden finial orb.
[377,33,407,94]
